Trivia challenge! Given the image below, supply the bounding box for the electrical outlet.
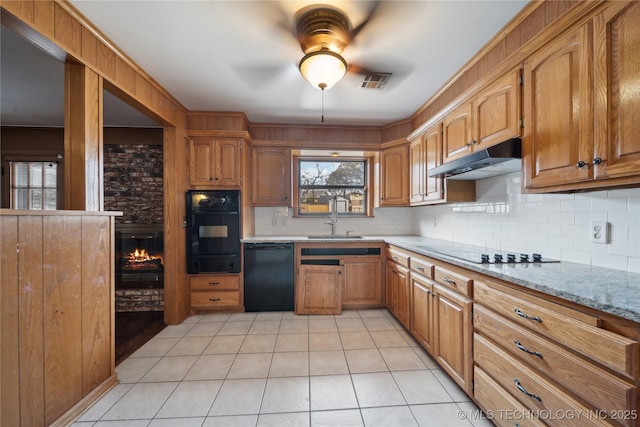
[432,217,437,228]
[590,221,609,244]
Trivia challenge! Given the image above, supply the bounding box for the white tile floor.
[72,309,492,427]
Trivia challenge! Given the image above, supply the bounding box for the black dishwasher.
[244,243,294,311]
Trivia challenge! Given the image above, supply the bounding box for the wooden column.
[64,62,103,211]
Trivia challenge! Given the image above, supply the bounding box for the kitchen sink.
[307,235,362,239]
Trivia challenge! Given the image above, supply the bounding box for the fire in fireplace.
[115,224,164,289]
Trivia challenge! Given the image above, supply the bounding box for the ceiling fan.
[294,2,389,91]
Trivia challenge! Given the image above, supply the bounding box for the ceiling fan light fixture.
[299,50,347,90]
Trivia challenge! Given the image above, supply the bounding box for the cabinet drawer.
[474,334,611,427]
[434,264,473,297]
[191,291,240,309]
[475,305,637,422]
[190,275,240,291]
[474,366,546,427]
[475,279,639,380]
[387,247,410,267]
[410,255,434,279]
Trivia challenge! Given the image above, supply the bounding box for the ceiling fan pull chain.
[321,87,325,123]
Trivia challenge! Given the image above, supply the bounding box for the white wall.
[252,172,640,273]
[413,173,640,273]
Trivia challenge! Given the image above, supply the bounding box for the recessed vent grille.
[360,73,391,89]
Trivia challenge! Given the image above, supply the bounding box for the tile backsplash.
[253,172,639,273]
[413,173,640,273]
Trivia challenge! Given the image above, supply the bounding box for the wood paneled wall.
[1,0,186,127]
[1,0,190,325]
[1,210,120,427]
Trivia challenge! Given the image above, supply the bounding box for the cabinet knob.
[209,177,213,181]
[592,157,602,165]
[576,161,587,168]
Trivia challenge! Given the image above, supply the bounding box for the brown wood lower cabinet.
[189,274,242,311]
[342,256,384,308]
[386,257,410,329]
[474,366,546,427]
[433,283,473,394]
[295,264,343,315]
[396,244,639,426]
[295,242,385,314]
[1,211,119,427]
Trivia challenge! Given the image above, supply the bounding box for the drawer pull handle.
[209,298,221,302]
[514,340,543,358]
[514,379,542,402]
[208,281,221,285]
[392,256,398,261]
[514,308,542,323]
[417,267,425,272]
[442,276,456,285]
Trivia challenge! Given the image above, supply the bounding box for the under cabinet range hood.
[428,138,522,180]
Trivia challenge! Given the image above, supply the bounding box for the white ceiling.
[1,0,529,128]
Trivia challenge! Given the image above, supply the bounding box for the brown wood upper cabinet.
[442,68,522,164]
[524,1,640,192]
[409,123,475,206]
[188,137,242,187]
[251,146,291,206]
[409,123,443,205]
[380,143,409,206]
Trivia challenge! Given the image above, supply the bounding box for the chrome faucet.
[325,195,339,235]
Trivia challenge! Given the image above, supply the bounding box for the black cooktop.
[418,244,560,264]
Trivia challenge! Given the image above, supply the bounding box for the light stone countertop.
[242,235,640,323]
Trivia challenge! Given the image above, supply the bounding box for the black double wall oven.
[186,190,241,274]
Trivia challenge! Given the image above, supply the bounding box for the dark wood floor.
[115,311,166,365]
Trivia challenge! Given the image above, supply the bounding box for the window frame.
[3,156,63,210]
[293,155,374,218]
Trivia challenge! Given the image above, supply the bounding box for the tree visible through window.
[298,159,367,215]
[10,161,58,210]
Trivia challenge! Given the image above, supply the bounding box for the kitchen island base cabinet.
[295,264,343,315]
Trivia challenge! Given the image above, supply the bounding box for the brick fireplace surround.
[104,134,164,312]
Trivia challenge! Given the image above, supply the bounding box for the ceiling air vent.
[360,73,391,89]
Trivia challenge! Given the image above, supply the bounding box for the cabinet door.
[442,102,473,163]
[434,283,473,394]
[474,68,522,150]
[342,256,383,307]
[251,147,291,206]
[296,264,343,315]
[392,263,410,329]
[380,144,409,206]
[214,139,241,187]
[522,23,594,190]
[409,137,425,204]
[411,274,434,354]
[423,123,444,203]
[189,138,215,185]
[593,1,640,181]
[385,262,395,312]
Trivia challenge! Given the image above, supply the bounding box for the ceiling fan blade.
[349,0,381,42]
[231,62,296,90]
